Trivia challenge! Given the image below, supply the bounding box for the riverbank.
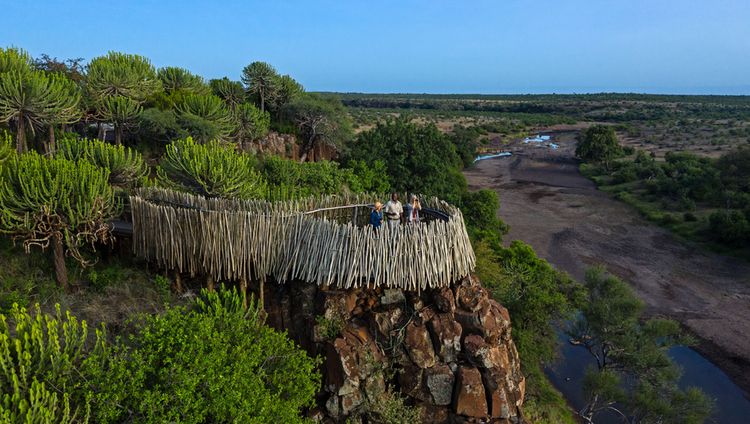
[464,132,750,398]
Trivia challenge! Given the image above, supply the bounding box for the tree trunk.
[240,277,248,309]
[48,125,56,154]
[298,134,315,163]
[260,91,265,113]
[16,115,26,154]
[174,270,183,293]
[207,275,215,291]
[52,234,69,290]
[114,124,122,145]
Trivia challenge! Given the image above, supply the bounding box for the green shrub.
[56,137,148,188]
[0,303,97,423]
[157,137,267,199]
[87,288,320,424]
[86,265,125,292]
[708,210,750,246]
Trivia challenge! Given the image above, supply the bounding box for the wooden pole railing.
[129,188,475,291]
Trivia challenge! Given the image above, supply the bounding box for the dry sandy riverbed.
[464,132,750,395]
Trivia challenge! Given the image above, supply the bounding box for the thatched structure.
[130,188,475,290]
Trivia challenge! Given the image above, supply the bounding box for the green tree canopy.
[85,51,161,102]
[241,61,279,113]
[157,66,209,95]
[0,153,119,288]
[158,137,266,198]
[210,77,246,109]
[271,74,303,111]
[568,267,712,424]
[282,93,352,163]
[0,47,32,75]
[346,116,466,202]
[0,70,80,153]
[176,94,235,142]
[56,137,148,188]
[232,102,270,145]
[86,288,320,424]
[575,125,622,169]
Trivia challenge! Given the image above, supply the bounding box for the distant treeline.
[329,92,750,122]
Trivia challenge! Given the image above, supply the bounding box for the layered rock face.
[264,276,525,423]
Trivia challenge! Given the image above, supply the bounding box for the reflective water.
[546,333,750,423]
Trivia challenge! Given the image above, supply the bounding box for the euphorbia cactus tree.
[0,152,120,289]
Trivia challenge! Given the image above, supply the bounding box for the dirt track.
[464,133,750,395]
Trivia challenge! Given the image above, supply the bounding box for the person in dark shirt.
[370,201,383,230]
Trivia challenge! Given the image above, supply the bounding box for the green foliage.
[282,93,353,161]
[347,116,467,203]
[0,47,32,75]
[461,189,509,243]
[232,102,270,142]
[56,137,147,187]
[0,70,81,152]
[568,267,712,423]
[709,209,750,245]
[86,265,125,292]
[0,152,119,264]
[260,155,371,199]
[271,74,304,111]
[344,159,391,193]
[86,288,320,424]
[209,77,246,108]
[241,61,279,112]
[0,303,94,423]
[85,51,161,102]
[315,313,345,341]
[0,130,13,164]
[136,107,187,144]
[158,137,267,198]
[575,125,622,168]
[177,94,235,142]
[157,66,209,95]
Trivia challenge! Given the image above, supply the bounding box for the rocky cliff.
[264,276,525,423]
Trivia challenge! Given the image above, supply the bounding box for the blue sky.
[2,0,749,94]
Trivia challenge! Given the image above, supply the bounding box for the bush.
[56,137,148,188]
[0,303,97,422]
[87,288,320,424]
[708,210,750,246]
[158,137,267,198]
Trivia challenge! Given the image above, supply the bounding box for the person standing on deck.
[404,194,421,224]
[370,201,383,230]
[384,193,403,230]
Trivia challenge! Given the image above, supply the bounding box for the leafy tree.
[94,95,141,145]
[575,125,622,169]
[347,116,466,202]
[260,155,376,199]
[0,70,80,153]
[56,137,148,188]
[0,303,97,423]
[0,47,32,74]
[0,153,119,288]
[209,77,246,109]
[708,209,750,246]
[158,137,266,198]
[461,189,509,243]
[32,53,86,83]
[176,94,235,142]
[136,107,187,144]
[241,61,279,112]
[86,288,320,424]
[271,74,303,111]
[157,66,209,95]
[717,147,750,193]
[232,102,270,145]
[85,52,161,102]
[283,93,353,162]
[568,267,712,424]
[86,52,161,143]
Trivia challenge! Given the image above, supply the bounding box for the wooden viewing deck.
[129,188,476,291]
